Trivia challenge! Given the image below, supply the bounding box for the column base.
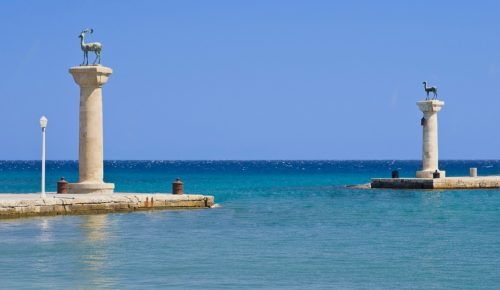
[416,170,446,179]
[68,182,115,194]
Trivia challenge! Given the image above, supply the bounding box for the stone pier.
[416,100,445,178]
[68,66,114,194]
[0,193,215,219]
[371,176,500,189]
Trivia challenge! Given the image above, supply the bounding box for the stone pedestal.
[416,100,445,178]
[68,66,114,194]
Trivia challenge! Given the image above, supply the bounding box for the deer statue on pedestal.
[78,29,102,66]
[422,81,438,100]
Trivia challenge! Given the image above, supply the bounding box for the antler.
[82,28,94,34]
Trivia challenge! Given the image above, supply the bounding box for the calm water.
[0,160,500,289]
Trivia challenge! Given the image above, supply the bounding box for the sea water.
[0,160,499,289]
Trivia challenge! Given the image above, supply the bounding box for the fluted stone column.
[416,100,445,178]
[68,66,114,194]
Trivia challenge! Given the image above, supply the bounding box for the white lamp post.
[39,116,48,198]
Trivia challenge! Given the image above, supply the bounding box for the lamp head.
[39,116,48,129]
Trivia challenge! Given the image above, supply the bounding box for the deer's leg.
[93,51,101,65]
[84,51,88,65]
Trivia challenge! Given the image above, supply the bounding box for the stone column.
[68,66,114,194]
[416,100,445,178]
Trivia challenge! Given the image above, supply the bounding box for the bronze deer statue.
[79,29,102,66]
[422,81,438,100]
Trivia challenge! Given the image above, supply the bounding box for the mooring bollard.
[433,170,441,179]
[391,170,399,179]
[57,177,69,193]
[470,168,478,177]
[172,178,184,195]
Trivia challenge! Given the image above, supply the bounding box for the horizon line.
[2,159,500,162]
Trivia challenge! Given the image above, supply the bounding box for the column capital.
[417,100,444,113]
[69,65,112,88]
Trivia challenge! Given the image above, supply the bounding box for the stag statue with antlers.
[78,29,102,66]
[422,81,438,100]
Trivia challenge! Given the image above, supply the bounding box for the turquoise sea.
[0,160,499,289]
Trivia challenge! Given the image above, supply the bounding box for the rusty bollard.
[57,177,69,193]
[144,197,154,207]
[172,178,184,195]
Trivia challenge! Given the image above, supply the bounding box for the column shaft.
[79,86,104,183]
[68,66,114,193]
[422,111,438,171]
[416,100,445,178]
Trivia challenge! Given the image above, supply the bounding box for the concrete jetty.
[371,176,500,189]
[0,193,215,219]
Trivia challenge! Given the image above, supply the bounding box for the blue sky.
[1,0,499,160]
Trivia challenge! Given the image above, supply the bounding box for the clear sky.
[1,0,499,160]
